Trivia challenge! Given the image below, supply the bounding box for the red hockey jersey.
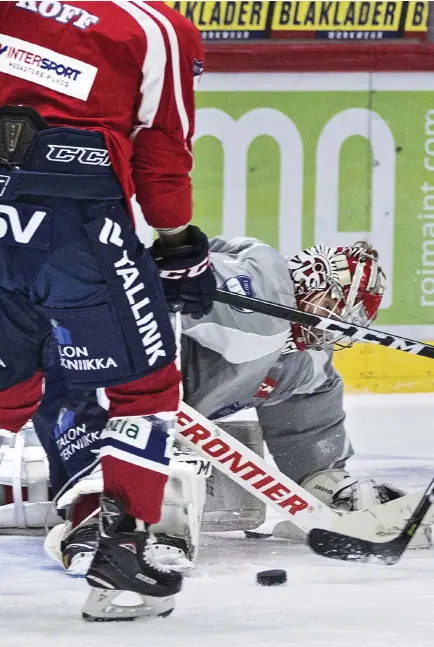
[0,0,203,232]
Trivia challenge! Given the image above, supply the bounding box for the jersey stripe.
[112,0,167,132]
[132,0,190,139]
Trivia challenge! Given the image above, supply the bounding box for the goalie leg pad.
[0,424,62,528]
[151,445,211,564]
[272,468,433,548]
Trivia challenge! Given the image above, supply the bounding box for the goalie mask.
[287,241,386,350]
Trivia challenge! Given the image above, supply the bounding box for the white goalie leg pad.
[0,423,62,528]
[43,521,72,565]
[44,516,99,576]
[56,463,103,510]
[49,446,211,574]
[151,444,211,566]
[272,468,432,548]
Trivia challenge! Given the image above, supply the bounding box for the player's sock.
[72,494,100,527]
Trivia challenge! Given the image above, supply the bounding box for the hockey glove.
[151,225,216,318]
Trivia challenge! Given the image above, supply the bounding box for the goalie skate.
[44,521,99,575]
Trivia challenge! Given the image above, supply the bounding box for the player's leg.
[35,234,183,618]
[0,110,182,618]
[33,336,103,572]
[43,437,208,576]
[36,177,182,617]
[0,284,54,528]
[35,346,206,575]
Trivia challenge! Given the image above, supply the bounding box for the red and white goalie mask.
[287,241,386,350]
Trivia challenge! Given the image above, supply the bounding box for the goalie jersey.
[181,237,353,483]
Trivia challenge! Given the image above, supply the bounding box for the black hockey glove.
[151,225,216,319]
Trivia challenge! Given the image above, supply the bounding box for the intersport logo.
[0,34,97,100]
[0,41,81,79]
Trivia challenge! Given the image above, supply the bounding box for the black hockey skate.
[61,521,99,574]
[82,496,183,622]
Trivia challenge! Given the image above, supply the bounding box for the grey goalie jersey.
[181,237,353,484]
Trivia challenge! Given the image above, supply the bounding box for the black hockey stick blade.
[215,290,434,360]
[308,477,434,565]
[308,529,407,565]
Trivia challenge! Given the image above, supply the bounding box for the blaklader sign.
[166,1,269,40]
[271,1,427,40]
[167,1,428,41]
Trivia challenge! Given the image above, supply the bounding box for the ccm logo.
[160,255,210,280]
[46,145,111,166]
[0,205,46,244]
[177,410,308,516]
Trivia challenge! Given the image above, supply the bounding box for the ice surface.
[2,394,434,647]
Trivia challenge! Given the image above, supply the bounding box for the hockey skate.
[45,521,196,576]
[82,496,183,622]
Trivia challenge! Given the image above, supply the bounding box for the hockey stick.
[175,404,434,542]
[308,477,434,564]
[176,402,336,534]
[176,404,434,560]
[215,290,434,359]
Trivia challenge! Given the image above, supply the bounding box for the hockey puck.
[256,569,287,586]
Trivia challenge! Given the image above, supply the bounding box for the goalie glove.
[151,225,216,318]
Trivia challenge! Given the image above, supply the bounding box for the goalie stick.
[214,290,434,359]
[176,402,335,535]
[175,404,434,557]
[308,476,434,565]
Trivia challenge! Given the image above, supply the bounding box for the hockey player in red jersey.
[0,0,216,620]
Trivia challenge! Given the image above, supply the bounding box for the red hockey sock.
[72,494,100,528]
[0,372,43,433]
[101,456,167,524]
[106,361,180,418]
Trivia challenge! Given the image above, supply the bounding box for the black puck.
[256,569,287,586]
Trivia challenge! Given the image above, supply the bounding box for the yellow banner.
[166,1,269,32]
[271,1,426,32]
[405,1,428,31]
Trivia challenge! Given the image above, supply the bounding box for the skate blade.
[82,588,174,622]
